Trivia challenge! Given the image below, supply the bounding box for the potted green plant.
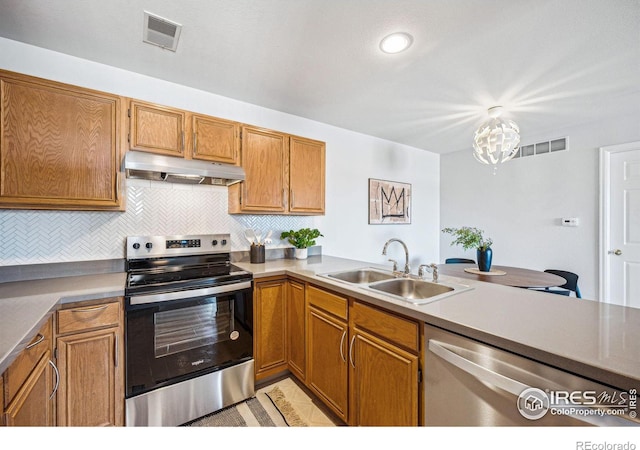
[280,228,323,260]
[442,226,493,272]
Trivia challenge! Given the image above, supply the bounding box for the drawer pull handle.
[72,305,109,313]
[339,330,347,363]
[349,335,356,368]
[26,333,45,349]
[49,360,60,400]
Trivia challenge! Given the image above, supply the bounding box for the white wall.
[0,37,440,269]
[440,116,640,301]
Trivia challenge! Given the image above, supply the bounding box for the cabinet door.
[191,114,240,164]
[3,317,53,403]
[0,72,121,210]
[350,330,419,426]
[254,280,288,380]
[231,126,287,213]
[129,100,185,156]
[289,136,325,214]
[4,352,55,426]
[56,327,122,426]
[306,306,348,422]
[287,280,306,381]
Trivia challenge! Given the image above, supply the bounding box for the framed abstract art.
[368,178,411,224]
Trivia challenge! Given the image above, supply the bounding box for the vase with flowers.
[442,226,493,272]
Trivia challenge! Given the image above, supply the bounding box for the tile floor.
[257,376,343,427]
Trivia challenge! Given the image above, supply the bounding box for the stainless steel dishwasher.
[424,324,639,426]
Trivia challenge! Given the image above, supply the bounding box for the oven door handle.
[128,281,252,305]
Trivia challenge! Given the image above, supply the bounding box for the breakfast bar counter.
[1,254,639,394]
[236,255,640,391]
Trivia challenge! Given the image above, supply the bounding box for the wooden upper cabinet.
[191,114,239,164]
[128,100,185,157]
[229,127,325,215]
[128,99,241,165]
[0,70,122,210]
[289,136,325,214]
[229,126,287,213]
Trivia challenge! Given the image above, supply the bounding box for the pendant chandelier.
[472,106,520,167]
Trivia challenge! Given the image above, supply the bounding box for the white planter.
[294,248,308,260]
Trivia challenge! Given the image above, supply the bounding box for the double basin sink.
[319,267,472,305]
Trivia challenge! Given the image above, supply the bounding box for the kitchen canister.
[250,244,265,263]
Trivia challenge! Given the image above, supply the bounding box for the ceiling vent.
[143,11,182,52]
[517,137,568,158]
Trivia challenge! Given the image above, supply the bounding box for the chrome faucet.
[382,238,410,277]
[418,263,439,283]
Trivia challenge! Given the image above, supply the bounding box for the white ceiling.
[0,0,638,154]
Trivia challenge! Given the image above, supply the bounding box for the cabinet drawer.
[57,301,120,335]
[351,301,419,352]
[4,317,53,405]
[307,285,347,320]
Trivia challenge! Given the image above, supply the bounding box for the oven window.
[154,300,233,358]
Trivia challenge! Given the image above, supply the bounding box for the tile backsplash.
[0,179,313,266]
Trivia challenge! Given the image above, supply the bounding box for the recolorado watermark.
[576,442,636,450]
[516,387,637,421]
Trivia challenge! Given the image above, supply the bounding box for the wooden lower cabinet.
[252,278,422,426]
[254,278,288,380]
[55,298,124,426]
[0,375,3,426]
[348,300,421,426]
[4,351,55,426]
[306,305,348,422]
[2,316,56,427]
[349,330,419,426]
[287,280,306,381]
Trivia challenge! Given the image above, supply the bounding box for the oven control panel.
[127,234,231,259]
[166,239,201,249]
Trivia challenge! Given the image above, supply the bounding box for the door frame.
[599,140,640,302]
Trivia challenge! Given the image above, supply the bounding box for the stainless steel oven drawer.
[126,359,254,426]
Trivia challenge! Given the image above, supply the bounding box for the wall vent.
[143,12,182,52]
[517,137,568,158]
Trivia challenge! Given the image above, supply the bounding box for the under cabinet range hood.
[123,151,245,186]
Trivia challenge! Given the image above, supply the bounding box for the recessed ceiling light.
[379,32,413,54]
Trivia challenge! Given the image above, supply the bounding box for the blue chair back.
[543,269,582,298]
[445,258,475,264]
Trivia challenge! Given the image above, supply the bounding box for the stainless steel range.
[124,234,254,427]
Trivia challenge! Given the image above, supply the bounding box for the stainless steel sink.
[323,268,396,284]
[367,278,453,300]
[318,267,473,305]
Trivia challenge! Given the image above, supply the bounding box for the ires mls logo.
[517,387,637,422]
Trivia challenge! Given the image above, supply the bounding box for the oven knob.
[132,243,140,250]
[145,242,153,249]
[212,240,218,246]
[221,239,227,245]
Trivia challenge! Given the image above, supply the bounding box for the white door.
[600,142,640,308]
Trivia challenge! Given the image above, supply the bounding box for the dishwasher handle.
[428,339,636,427]
[429,339,527,397]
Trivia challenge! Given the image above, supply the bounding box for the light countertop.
[237,255,640,391]
[0,272,125,374]
[1,255,639,392]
